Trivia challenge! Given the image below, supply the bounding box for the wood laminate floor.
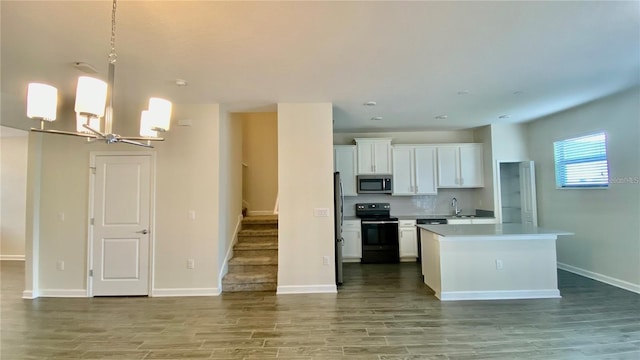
[1,261,639,359]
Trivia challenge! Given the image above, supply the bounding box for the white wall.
[240,112,278,214]
[23,104,228,297]
[1,127,29,259]
[334,130,474,145]
[526,87,640,292]
[277,103,336,294]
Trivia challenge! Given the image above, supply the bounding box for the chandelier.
[25,0,171,148]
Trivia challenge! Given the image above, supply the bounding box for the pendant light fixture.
[25,0,171,148]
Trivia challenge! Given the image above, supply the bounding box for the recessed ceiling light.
[175,79,188,87]
[457,90,470,95]
[364,101,377,106]
[371,116,383,121]
[498,115,511,119]
[435,115,448,120]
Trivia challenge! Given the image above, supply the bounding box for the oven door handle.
[362,221,399,224]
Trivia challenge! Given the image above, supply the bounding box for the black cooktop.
[355,202,397,221]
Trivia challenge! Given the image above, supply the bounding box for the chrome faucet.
[451,197,461,216]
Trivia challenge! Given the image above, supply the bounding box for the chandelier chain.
[109,0,117,64]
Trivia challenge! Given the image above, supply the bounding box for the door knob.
[137,229,148,235]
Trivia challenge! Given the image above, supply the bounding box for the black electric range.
[356,203,400,263]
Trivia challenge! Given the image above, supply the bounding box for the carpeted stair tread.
[234,240,278,250]
[229,255,277,266]
[223,282,277,292]
[239,229,278,237]
[223,272,276,284]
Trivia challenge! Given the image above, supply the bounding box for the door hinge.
[89,269,93,277]
[90,218,95,225]
[90,166,96,174]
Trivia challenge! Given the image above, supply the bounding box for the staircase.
[222,215,278,292]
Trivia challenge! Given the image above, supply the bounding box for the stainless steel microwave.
[357,175,393,194]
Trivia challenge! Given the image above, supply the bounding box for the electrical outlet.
[187,259,195,269]
[188,210,196,221]
[58,212,65,222]
[314,208,329,217]
[57,260,65,271]
[323,256,330,265]
[495,259,503,270]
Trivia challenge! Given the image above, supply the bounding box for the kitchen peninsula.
[418,224,573,301]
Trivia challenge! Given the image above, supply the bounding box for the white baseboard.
[0,255,25,261]
[277,284,337,294]
[437,289,560,301]
[22,290,37,299]
[151,288,221,297]
[557,262,640,294]
[39,289,87,298]
[248,210,274,216]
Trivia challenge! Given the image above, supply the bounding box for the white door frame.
[494,160,537,225]
[86,151,157,297]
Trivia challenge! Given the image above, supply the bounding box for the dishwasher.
[416,218,447,263]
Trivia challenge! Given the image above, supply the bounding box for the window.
[554,132,609,188]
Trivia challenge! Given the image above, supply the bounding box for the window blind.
[553,132,609,188]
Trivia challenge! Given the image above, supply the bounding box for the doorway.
[88,152,155,296]
[497,161,538,226]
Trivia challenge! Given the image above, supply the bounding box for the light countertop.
[418,224,573,239]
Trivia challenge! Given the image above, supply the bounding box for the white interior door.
[91,154,152,296]
[519,161,538,227]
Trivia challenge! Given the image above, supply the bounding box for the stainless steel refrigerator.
[334,172,344,285]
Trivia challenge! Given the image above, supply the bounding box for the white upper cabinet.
[355,138,392,174]
[392,145,437,195]
[437,144,484,188]
[333,145,358,196]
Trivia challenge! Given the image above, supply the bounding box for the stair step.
[223,272,276,284]
[223,282,277,292]
[239,229,278,237]
[242,216,278,231]
[227,264,277,274]
[229,255,277,266]
[242,215,278,224]
[234,240,277,250]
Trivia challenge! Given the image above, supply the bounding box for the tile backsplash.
[343,189,479,217]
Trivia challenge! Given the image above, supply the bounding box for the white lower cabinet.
[399,220,418,260]
[342,220,362,261]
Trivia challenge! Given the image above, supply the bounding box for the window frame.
[553,132,610,190]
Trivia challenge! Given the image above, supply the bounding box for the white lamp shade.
[139,111,158,137]
[148,97,172,131]
[27,83,58,121]
[74,76,107,117]
[76,114,101,133]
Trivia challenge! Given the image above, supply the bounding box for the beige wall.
[277,103,336,293]
[526,87,640,292]
[473,125,494,211]
[217,108,243,284]
[1,128,29,258]
[473,123,530,212]
[23,104,232,296]
[240,112,278,214]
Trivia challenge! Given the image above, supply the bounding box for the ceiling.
[2,1,639,133]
